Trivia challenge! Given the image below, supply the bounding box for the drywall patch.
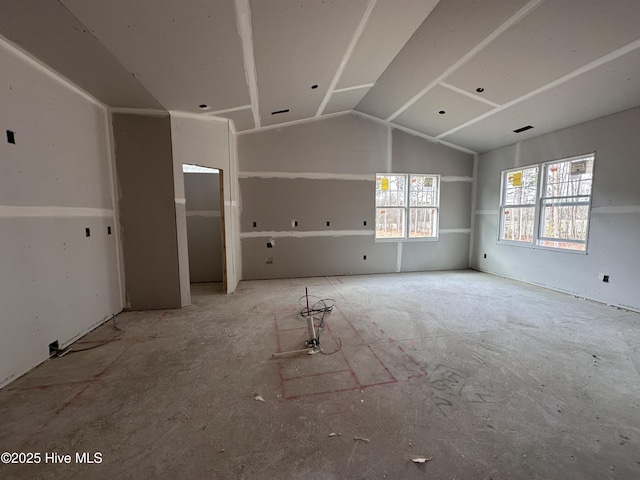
[241,230,375,239]
[0,206,114,218]
[238,171,374,181]
[186,210,221,218]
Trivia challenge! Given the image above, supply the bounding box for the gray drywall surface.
[238,114,474,279]
[170,115,241,293]
[472,106,640,312]
[113,113,182,309]
[0,41,121,388]
[185,173,223,282]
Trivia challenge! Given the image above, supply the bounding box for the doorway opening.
[182,164,226,293]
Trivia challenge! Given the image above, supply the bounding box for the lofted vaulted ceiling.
[2,0,640,154]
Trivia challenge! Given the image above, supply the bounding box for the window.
[500,166,538,242]
[539,156,594,250]
[375,174,439,240]
[498,153,595,252]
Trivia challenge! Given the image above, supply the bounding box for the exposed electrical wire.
[297,295,342,355]
[52,314,122,356]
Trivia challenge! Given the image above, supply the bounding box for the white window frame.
[498,153,595,253]
[375,173,440,242]
[498,165,539,245]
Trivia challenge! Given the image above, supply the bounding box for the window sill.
[497,239,587,255]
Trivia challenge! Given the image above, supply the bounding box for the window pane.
[540,204,590,242]
[503,167,538,205]
[409,208,437,238]
[501,207,535,242]
[376,174,406,207]
[409,175,438,207]
[545,157,594,198]
[376,208,405,238]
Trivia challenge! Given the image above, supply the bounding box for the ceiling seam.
[436,37,640,140]
[110,107,168,116]
[234,0,261,129]
[205,104,252,116]
[334,83,375,94]
[439,82,500,108]
[386,0,545,122]
[316,0,378,117]
[236,110,353,135]
[352,111,476,155]
[170,110,229,124]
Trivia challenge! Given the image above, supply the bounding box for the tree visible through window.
[500,166,538,242]
[376,174,439,240]
[539,156,594,251]
[498,154,595,252]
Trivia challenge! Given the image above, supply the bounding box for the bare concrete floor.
[0,270,639,479]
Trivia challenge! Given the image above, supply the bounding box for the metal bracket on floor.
[272,287,320,357]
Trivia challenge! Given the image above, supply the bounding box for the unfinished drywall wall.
[237,113,474,279]
[472,107,640,312]
[112,113,182,309]
[0,39,121,388]
[185,172,223,283]
[170,114,241,293]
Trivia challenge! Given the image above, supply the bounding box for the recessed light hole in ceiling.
[513,125,534,133]
[271,109,290,115]
[199,104,208,109]
[311,84,318,89]
[438,110,446,115]
[476,87,485,93]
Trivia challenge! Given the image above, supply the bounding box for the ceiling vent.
[513,125,534,133]
[271,109,290,115]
